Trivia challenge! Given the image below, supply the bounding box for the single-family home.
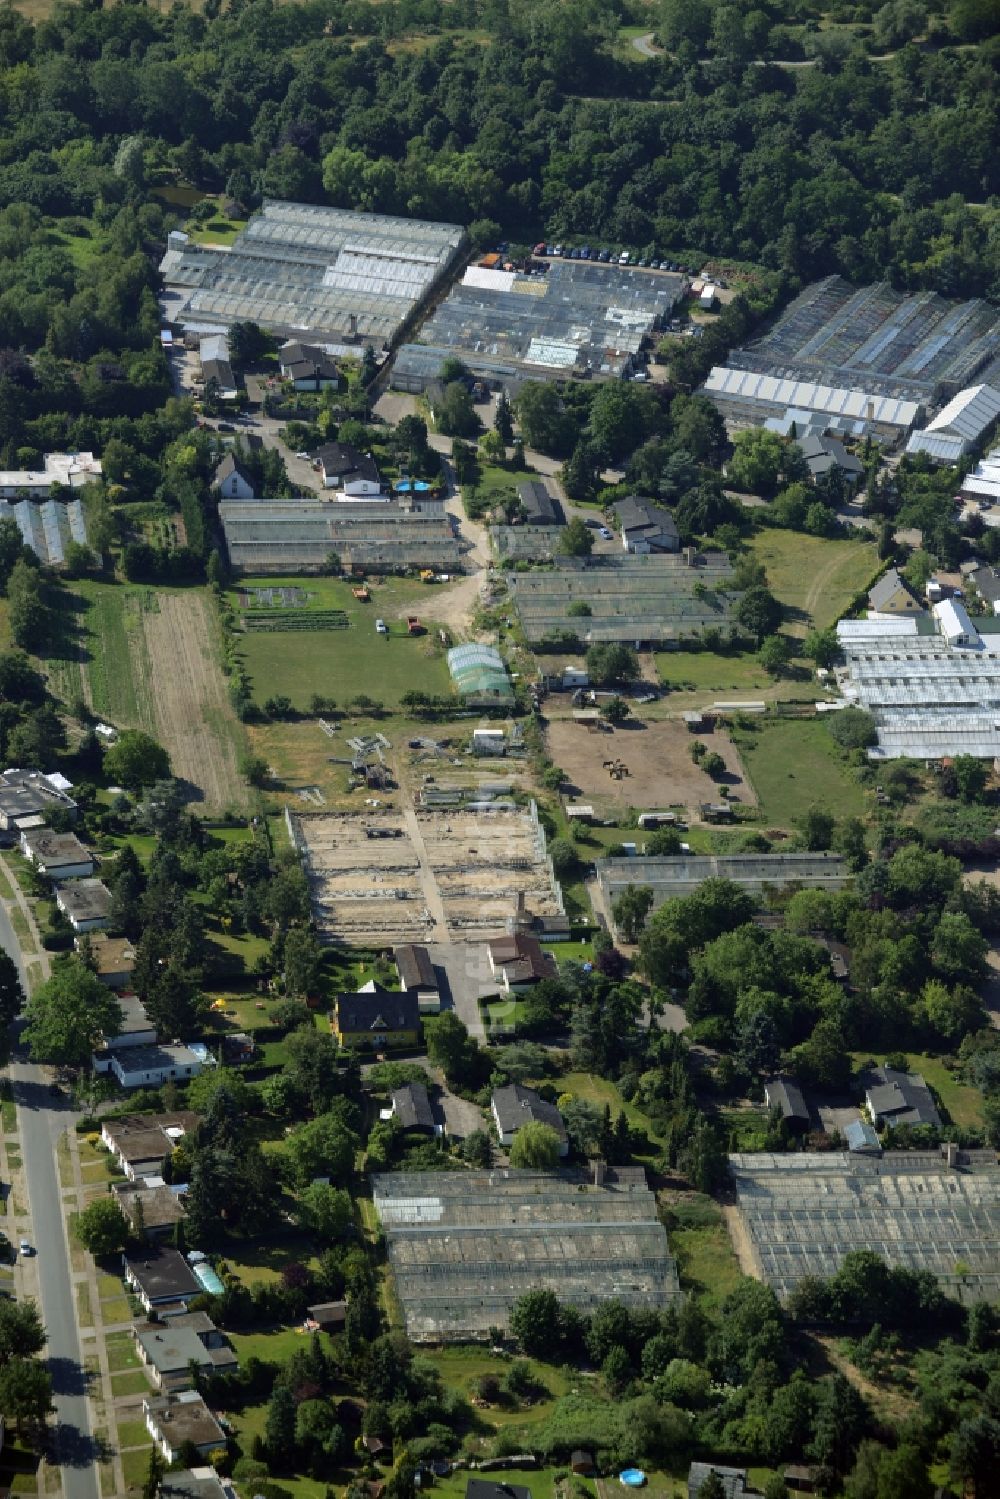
[144,1391,226,1465]
[933,596,979,647]
[123,1248,202,1312]
[316,442,383,497]
[865,1066,942,1130]
[135,1312,236,1390]
[763,1077,811,1133]
[279,342,345,392]
[798,433,864,487]
[19,828,93,881]
[486,933,558,993]
[393,944,440,1013]
[55,878,112,932]
[618,495,680,554]
[390,1082,436,1135]
[107,1043,203,1090]
[466,1480,531,1499]
[212,453,255,501]
[517,480,561,525]
[868,568,923,616]
[93,994,157,1058]
[101,1112,200,1181]
[82,933,138,989]
[331,989,421,1049]
[969,565,1000,616]
[491,1083,568,1156]
[159,1470,238,1499]
[688,1464,761,1499]
[113,1177,186,1239]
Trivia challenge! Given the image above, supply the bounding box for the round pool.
[619,1472,646,1488]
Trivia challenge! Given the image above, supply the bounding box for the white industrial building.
[702,367,921,434]
[905,384,1000,465]
[0,451,102,498]
[837,610,1000,759]
[960,445,1000,506]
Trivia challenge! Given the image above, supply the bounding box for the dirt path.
[799,547,860,636]
[141,593,249,814]
[722,1202,763,1278]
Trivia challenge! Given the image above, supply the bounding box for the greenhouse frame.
[446,643,513,700]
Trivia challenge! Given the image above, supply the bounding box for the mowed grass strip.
[732,717,866,828]
[750,531,880,633]
[77,582,158,730]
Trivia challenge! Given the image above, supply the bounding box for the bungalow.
[101,1112,200,1181]
[491,1083,568,1156]
[486,933,558,993]
[112,1178,187,1241]
[279,341,345,392]
[93,994,157,1057]
[798,433,864,487]
[55,878,112,932]
[763,1077,810,1133]
[618,495,680,554]
[393,944,440,1013]
[135,1313,237,1390]
[331,989,421,1049]
[0,769,77,835]
[159,1470,238,1499]
[390,1082,436,1135]
[19,828,93,881]
[865,1066,942,1130]
[212,453,255,500]
[868,568,922,616]
[144,1391,226,1465]
[108,1043,203,1091]
[82,933,138,989]
[316,442,383,497]
[123,1248,202,1312]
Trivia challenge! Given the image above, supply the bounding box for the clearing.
[546,714,755,817]
[750,531,880,635]
[731,717,866,828]
[660,1191,745,1311]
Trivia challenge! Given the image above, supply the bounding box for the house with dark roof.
[316,442,383,497]
[101,1112,200,1180]
[19,828,93,881]
[158,1469,236,1499]
[394,944,440,1013]
[391,1082,436,1134]
[200,358,238,400]
[517,479,561,526]
[491,1083,568,1156]
[332,988,420,1049]
[969,565,1000,615]
[868,568,923,616]
[764,1078,810,1133]
[688,1464,761,1499]
[83,933,138,989]
[865,1066,942,1130]
[466,1480,532,1499]
[308,1300,347,1332]
[212,453,255,501]
[617,495,680,554]
[123,1248,202,1312]
[279,341,345,392]
[144,1391,227,1464]
[486,933,558,992]
[799,433,864,486]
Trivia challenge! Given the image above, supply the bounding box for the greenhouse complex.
[446,643,513,701]
[373,1167,682,1341]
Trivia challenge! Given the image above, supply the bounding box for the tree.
[494,392,514,444]
[950,1415,1000,1497]
[296,1183,352,1243]
[0,1357,52,1436]
[75,1197,130,1257]
[284,927,323,999]
[799,806,835,851]
[586,642,639,688]
[548,837,581,880]
[0,516,22,594]
[425,1012,487,1089]
[953,755,988,803]
[697,1475,726,1499]
[516,383,577,457]
[559,517,594,557]
[509,1120,562,1168]
[509,1289,562,1356]
[240,754,269,787]
[588,382,651,463]
[103,730,171,791]
[562,441,599,502]
[828,707,878,751]
[613,884,654,942]
[0,951,24,1033]
[434,381,479,438]
[23,958,124,1066]
[736,586,782,642]
[285,1113,356,1188]
[601,695,631,724]
[0,1300,44,1361]
[728,429,799,498]
[7,559,49,651]
[265,1381,297,1467]
[758,635,792,677]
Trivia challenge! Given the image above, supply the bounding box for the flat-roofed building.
[55,878,112,932]
[101,1112,200,1180]
[19,828,93,881]
[144,1391,227,1464]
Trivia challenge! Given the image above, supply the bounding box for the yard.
[749,531,880,636]
[730,717,866,829]
[231,574,455,711]
[851,1052,986,1130]
[557,1071,664,1159]
[426,1346,576,1429]
[659,1191,744,1312]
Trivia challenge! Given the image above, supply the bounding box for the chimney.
[348,313,358,340]
[593,1159,606,1187]
[945,1141,958,1168]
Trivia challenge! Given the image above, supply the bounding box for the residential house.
[19,828,93,881]
[331,989,420,1049]
[491,1083,568,1156]
[307,1300,347,1333]
[144,1392,226,1465]
[618,495,680,554]
[934,596,979,647]
[158,1470,238,1499]
[55,878,112,933]
[92,994,157,1061]
[112,1178,187,1241]
[198,334,237,400]
[123,1248,202,1312]
[101,1112,200,1181]
[393,944,440,1013]
[969,565,1000,616]
[868,568,923,616]
[279,341,345,392]
[865,1066,942,1130]
[82,934,137,989]
[763,1078,811,1133]
[212,453,254,501]
[136,1314,237,1391]
[0,769,77,835]
[486,933,558,993]
[466,1480,531,1499]
[517,480,561,526]
[798,433,864,486]
[688,1464,762,1499]
[316,442,383,497]
[390,1082,436,1135]
[108,1044,204,1091]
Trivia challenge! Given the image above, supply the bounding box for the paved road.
[0,906,99,1499]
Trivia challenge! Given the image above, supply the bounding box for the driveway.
[426,942,500,1039]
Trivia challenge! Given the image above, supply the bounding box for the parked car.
[217,422,236,432]
[375,618,388,634]
[295,450,310,460]
[19,1239,32,1257]
[599,527,612,540]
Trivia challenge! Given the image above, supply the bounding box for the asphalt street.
[0,904,99,1499]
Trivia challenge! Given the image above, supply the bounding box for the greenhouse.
[374,1168,681,1340]
[446,643,513,700]
[3,497,88,568]
[599,852,850,921]
[730,1151,1000,1305]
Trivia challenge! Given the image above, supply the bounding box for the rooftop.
[598,853,849,919]
[55,878,111,923]
[492,1083,567,1141]
[517,479,560,525]
[764,1078,810,1124]
[391,1082,435,1132]
[103,1113,200,1166]
[335,990,420,1034]
[86,934,138,981]
[868,567,920,612]
[113,1180,187,1232]
[866,1066,942,1129]
[144,1391,226,1450]
[20,828,92,868]
[617,495,681,549]
[446,642,513,701]
[394,944,437,992]
[218,496,460,574]
[487,933,559,985]
[124,1248,202,1302]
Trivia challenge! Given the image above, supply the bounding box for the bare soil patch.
[546,715,754,816]
[141,593,249,813]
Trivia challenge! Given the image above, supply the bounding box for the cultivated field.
[750,531,880,635]
[730,718,866,828]
[546,715,754,815]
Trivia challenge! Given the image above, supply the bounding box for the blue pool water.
[619,1472,646,1487]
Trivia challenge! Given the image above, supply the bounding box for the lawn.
[115,1417,150,1450]
[110,1369,152,1396]
[558,1071,664,1157]
[216,1234,321,1286]
[230,574,455,710]
[731,717,866,829]
[106,1334,141,1373]
[851,1052,986,1130]
[69,581,160,731]
[655,649,777,697]
[229,1324,333,1365]
[426,1347,575,1429]
[660,1191,744,1312]
[750,531,880,635]
[121,1447,155,1490]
